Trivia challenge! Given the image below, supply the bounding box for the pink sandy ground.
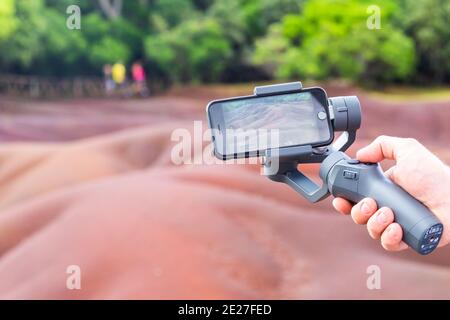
[0,84,449,299]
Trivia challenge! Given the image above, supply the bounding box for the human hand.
[332,136,450,252]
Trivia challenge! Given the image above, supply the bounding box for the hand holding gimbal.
[207,82,443,255]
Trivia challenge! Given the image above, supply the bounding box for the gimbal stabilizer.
[257,82,443,255]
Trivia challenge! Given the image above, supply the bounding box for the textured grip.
[320,152,443,255]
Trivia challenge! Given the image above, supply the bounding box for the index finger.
[356,135,405,163]
[332,197,353,215]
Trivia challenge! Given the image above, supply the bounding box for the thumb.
[356,135,403,163]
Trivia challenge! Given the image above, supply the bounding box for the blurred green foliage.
[400,0,450,82]
[145,18,232,83]
[254,0,415,83]
[0,0,448,85]
[0,0,17,40]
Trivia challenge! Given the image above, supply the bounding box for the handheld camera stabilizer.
[255,82,443,255]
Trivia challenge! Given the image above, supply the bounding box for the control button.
[343,170,358,179]
[347,159,360,164]
[317,111,327,120]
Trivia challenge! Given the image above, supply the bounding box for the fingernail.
[388,225,395,235]
[377,210,388,224]
[361,202,370,215]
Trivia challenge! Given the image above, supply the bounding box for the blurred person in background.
[132,61,149,97]
[103,64,115,95]
[112,61,127,96]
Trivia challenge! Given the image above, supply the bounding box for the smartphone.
[206,87,334,159]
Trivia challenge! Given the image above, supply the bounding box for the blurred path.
[0,84,449,146]
[0,95,204,142]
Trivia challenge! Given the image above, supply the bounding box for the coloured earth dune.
[0,85,449,299]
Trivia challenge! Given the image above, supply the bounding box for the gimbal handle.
[319,151,443,254]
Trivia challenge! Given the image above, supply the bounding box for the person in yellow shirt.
[112,62,127,94]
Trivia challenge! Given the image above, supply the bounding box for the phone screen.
[208,89,333,158]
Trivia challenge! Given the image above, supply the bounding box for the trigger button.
[347,159,360,164]
[343,170,358,180]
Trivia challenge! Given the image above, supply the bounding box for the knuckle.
[375,135,389,144]
[382,242,394,251]
[351,211,365,225]
[352,214,363,225]
[405,137,419,147]
[368,198,378,208]
[380,207,393,219]
[381,234,397,250]
[367,224,380,239]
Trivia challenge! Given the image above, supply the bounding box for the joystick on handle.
[320,152,444,255]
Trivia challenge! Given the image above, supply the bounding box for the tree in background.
[399,0,450,83]
[0,0,448,86]
[253,0,416,84]
[240,0,303,39]
[203,0,303,82]
[145,18,232,83]
[83,13,142,69]
[0,0,142,76]
[0,0,52,71]
[151,0,197,28]
[37,8,87,75]
[0,0,17,41]
[98,0,122,19]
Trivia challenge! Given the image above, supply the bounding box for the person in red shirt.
[131,61,149,97]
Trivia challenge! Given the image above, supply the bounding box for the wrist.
[434,166,450,245]
[442,166,450,209]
